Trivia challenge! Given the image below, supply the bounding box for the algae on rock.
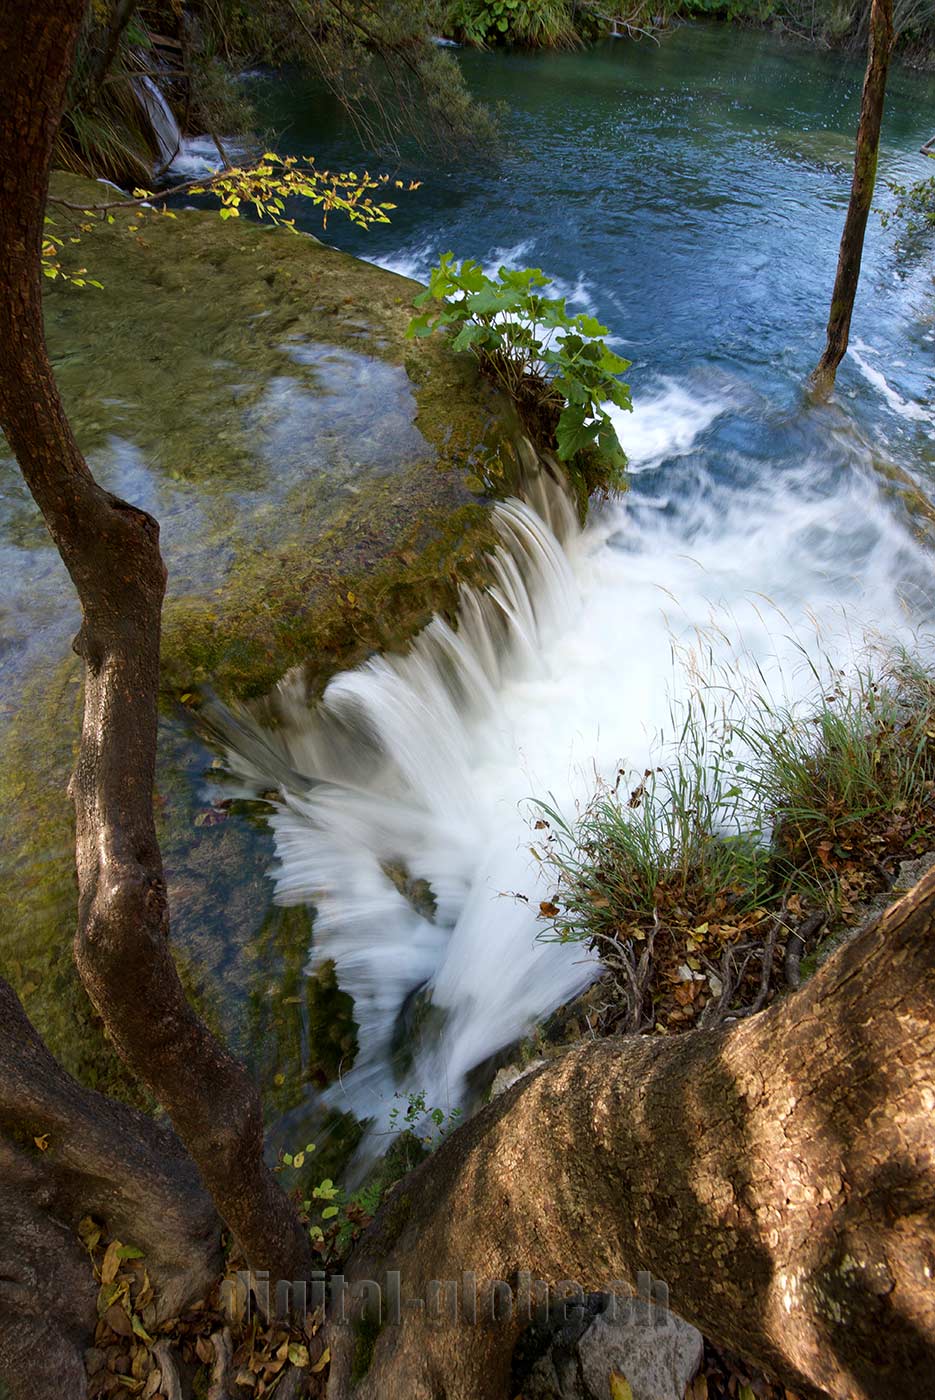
[0,171,518,1103]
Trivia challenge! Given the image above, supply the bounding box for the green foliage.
[533,700,771,943]
[185,153,417,231]
[387,1088,463,1146]
[884,154,935,246]
[445,0,589,47]
[737,651,935,891]
[534,647,935,955]
[274,1094,458,1264]
[408,254,631,497]
[59,0,496,186]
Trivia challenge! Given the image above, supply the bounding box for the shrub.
[407,254,632,501]
[445,0,588,47]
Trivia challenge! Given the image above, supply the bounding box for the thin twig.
[785,909,826,990]
[734,901,788,1019]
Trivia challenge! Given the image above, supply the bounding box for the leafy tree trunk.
[0,0,312,1288]
[331,868,935,1400]
[812,0,894,396]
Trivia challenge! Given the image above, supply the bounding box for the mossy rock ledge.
[0,171,518,1099]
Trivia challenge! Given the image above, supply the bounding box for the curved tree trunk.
[331,868,935,1400]
[0,0,312,1284]
[812,0,894,396]
[0,978,223,1400]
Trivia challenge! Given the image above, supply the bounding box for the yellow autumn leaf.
[610,1373,633,1400]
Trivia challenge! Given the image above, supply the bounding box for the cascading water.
[209,28,935,1151]
[215,376,935,1144]
[134,76,181,169]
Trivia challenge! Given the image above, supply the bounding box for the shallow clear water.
[222,27,935,1140]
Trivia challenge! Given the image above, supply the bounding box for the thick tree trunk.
[0,978,221,1317]
[812,0,894,396]
[0,1138,97,1400]
[331,869,935,1400]
[0,1,312,1284]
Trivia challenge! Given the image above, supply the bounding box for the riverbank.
[442,0,935,69]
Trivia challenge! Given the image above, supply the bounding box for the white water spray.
[134,77,181,170]
[217,378,935,1138]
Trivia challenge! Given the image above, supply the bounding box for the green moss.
[350,1307,384,1387]
[1,172,520,1107]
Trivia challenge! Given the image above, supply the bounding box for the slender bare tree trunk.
[812,0,895,396]
[0,0,313,1284]
[88,0,141,97]
[330,869,935,1400]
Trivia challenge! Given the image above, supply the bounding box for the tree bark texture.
[0,0,313,1283]
[331,868,935,1400]
[813,0,894,395]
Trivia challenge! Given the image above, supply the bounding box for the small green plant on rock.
[387,1088,463,1147]
[407,253,631,505]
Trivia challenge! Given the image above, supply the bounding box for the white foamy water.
[217,378,934,1139]
[169,136,246,179]
[371,239,599,313]
[134,77,181,170]
[850,340,935,427]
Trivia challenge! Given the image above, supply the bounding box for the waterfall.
[212,462,598,1130]
[212,383,934,1148]
[134,76,181,169]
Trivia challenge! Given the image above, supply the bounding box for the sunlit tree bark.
[331,869,935,1400]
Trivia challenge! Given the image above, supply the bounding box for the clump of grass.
[535,709,769,938]
[445,0,589,48]
[534,644,935,1034]
[741,649,935,906]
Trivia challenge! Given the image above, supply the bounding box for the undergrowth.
[534,644,935,1034]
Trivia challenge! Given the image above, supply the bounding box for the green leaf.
[131,1314,154,1344]
[574,313,610,337]
[555,405,600,460]
[451,322,488,352]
